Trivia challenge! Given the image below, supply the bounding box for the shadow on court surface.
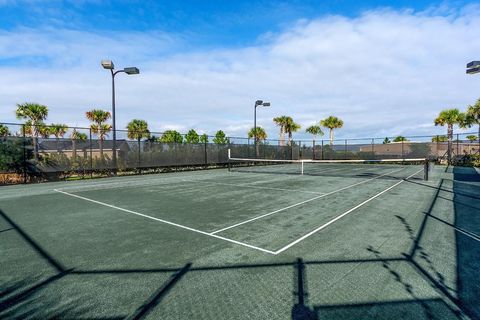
[1,166,479,319]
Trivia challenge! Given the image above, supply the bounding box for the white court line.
[53,189,276,255]
[209,168,405,235]
[181,179,325,195]
[273,168,424,254]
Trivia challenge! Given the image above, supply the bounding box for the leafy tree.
[273,116,289,146]
[284,116,301,146]
[382,137,391,144]
[0,124,10,137]
[199,133,209,144]
[466,135,478,142]
[71,129,88,159]
[465,98,480,147]
[431,135,448,142]
[86,109,112,158]
[393,136,408,142]
[434,108,466,162]
[185,129,200,144]
[213,130,229,144]
[127,119,150,141]
[50,123,68,151]
[320,116,343,145]
[160,130,183,143]
[15,102,49,159]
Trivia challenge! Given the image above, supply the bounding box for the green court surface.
[1,164,479,319]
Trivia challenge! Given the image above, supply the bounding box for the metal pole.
[111,70,117,175]
[254,103,257,158]
[456,133,459,158]
[321,140,324,160]
[344,139,347,160]
[371,138,374,159]
[22,124,27,184]
[89,128,93,178]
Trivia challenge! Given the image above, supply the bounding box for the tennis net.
[228,151,430,180]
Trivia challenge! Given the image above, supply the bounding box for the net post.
[301,160,304,175]
[424,160,429,181]
[227,149,231,172]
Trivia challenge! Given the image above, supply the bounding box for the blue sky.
[1,0,479,140]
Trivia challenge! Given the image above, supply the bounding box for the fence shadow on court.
[1,169,479,319]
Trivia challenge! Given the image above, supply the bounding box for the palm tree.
[284,117,301,146]
[273,116,289,146]
[0,124,10,137]
[15,102,49,159]
[383,137,391,144]
[71,129,88,159]
[50,123,68,152]
[86,109,112,158]
[248,127,267,156]
[465,98,480,152]
[320,116,343,145]
[127,119,150,167]
[434,108,466,163]
[305,125,324,159]
[127,119,150,142]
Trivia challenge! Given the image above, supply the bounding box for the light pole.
[101,60,139,173]
[254,99,270,157]
[466,60,480,154]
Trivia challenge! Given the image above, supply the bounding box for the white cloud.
[1,6,480,141]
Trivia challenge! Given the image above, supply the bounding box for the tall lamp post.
[466,60,480,154]
[101,60,139,173]
[254,99,270,157]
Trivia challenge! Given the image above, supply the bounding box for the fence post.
[312,140,315,160]
[456,133,459,158]
[89,128,93,178]
[371,139,374,159]
[321,140,324,160]
[344,139,347,160]
[401,140,404,160]
[204,139,208,168]
[22,124,27,184]
[138,139,141,173]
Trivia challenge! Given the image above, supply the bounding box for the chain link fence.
[0,122,479,185]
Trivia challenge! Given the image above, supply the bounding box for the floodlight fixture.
[466,61,480,69]
[253,99,271,157]
[124,67,140,75]
[467,67,480,75]
[101,60,114,70]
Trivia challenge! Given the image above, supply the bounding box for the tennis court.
[1,160,479,319]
